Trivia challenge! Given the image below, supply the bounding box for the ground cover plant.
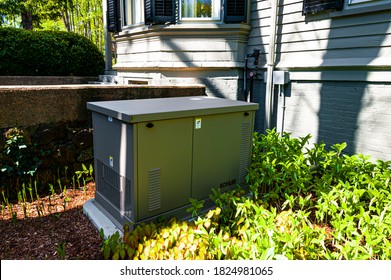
[102,129,391,260]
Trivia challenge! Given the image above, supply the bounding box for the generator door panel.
[136,117,193,220]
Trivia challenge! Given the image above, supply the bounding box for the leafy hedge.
[101,130,391,260]
[0,27,104,76]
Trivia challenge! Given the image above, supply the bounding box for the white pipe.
[264,0,278,132]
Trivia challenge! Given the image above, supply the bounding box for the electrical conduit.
[264,0,278,132]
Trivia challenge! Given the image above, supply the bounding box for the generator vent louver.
[238,122,252,184]
[96,159,132,216]
[148,168,162,211]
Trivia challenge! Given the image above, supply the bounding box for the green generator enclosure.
[87,96,259,228]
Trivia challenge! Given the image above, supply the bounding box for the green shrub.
[0,27,104,76]
[248,129,391,259]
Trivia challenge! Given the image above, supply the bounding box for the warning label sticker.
[195,118,202,129]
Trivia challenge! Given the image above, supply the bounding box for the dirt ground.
[0,183,103,260]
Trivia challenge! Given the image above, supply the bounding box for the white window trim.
[345,0,390,9]
[348,0,376,4]
[331,0,391,17]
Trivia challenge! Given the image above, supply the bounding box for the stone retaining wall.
[0,84,205,128]
[0,84,205,188]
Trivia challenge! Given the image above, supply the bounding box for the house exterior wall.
[246,0,391,161]
[281,80,391,160]
[113,23,251,100]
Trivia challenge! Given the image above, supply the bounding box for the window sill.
[119,22,251,37]
[114,61,245,70]
[330,2,391,17]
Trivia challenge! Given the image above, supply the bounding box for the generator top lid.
[87,96,259,123]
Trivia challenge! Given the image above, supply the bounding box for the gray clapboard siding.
[279,14,391,35]
[248,0,391,160]
[280,23,391,43]
[279,81,391,160]
[278,35,391,52]
[248,0,391,69]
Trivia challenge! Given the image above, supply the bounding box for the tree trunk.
[21,0,33,30]
[21,10,33,30]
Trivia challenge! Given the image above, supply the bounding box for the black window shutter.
[145,0,176,25]
[302,0,344,15]
[224,0,247,23]
[107,0,121,32]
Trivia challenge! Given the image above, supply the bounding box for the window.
[302,0,391,15]
[181,0,221,20]
[345,0,391,9]
[349,0,373,3]
[124,0,144,25]
[225,0,247,22]
[107,0,247,31]
[302,0,344,15]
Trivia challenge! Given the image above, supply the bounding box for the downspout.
[244,57,248,101]
[264,0,279,133]
[279,84,286,134]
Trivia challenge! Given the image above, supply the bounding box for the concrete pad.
[83,198,123,239]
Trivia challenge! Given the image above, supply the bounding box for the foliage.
[1,163,95,221]
[187,197,204,217]
[0,0,59,30]
[101,129,391,260]
[1,128,41,177]
[58,0,104,51]
[0,128,42,197]
[0,0,104,51]
[0,27,104,76]
[0,0,26,28]
[75,163,95,187]
[57,241,67,260]
[248,129,391,259]
[102,217,213,260]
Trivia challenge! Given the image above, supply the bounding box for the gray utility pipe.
[264,0,279,133]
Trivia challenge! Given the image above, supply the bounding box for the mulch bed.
[0,183,103,260]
